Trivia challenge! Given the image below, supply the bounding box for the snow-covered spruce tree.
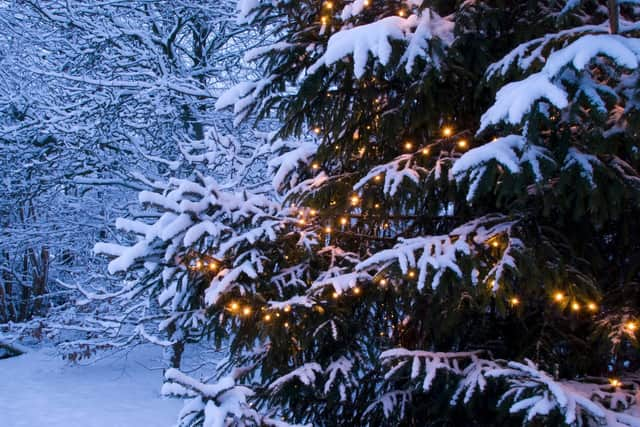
[101,0,640,425]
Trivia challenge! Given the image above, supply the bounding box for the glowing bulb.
[320,16,328,25]
[350,195,360,206]
[374,203,380,209]
[358,147,366,155]
[404,141,413,151]
[325,1,333,8]
[421,147,430,155]
[363,0,370,6]
[264,314,271,321]
[398,9,406,17]
[554,292,564,302]
[195,260,203,270]
[457,139,468,149]
[571,302,580,312]
[284,321,290,328]
[299,218,306,225]
[284,305,291,313]
[353,287,361,295]
[408,271,416,279]
[379,278,388,286]
[374,174,382,182]
[242,307,251,316]
[324,226,332,233]
[609,378,622,388]
[340,217,348,225]
[625,321,637,332]
[587,302,597,312]
[309,209,317,216]
[491,240,499,248]
[230,302,239,311]
[442,127,453,137]
[332,291,339,299]
[312,162,320,170]
[313,127,321,134]
[510,297,520,306]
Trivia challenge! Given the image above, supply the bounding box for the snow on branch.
[356,214,522,291]
[451,135,554,200]
[308,10,454,78]
[380,349,640,426]
[163,368,304,427]
[354,154,425,196]
[481,34,640,130]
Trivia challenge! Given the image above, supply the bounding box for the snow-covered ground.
[0,345,182,427]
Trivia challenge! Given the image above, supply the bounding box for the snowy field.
[0,346,182,427]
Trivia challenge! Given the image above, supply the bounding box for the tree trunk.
[31,247,49,316]
[0,280,6,323]
[19,252,31,321]
[609,0,619,34]
[163,323,184,371]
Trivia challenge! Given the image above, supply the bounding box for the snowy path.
[0,346,182,427]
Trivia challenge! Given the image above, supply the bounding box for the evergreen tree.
[100,0,640,425]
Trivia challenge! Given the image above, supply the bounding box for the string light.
[350,194,360,206]
[332,291,339,299]
[421,147,430,155]
[510,297,520,306]
[324,1,333,8]
[609,378,622,388]
[284,321,290,328]
[491,240,499,248]
[442,126,453,137]
[313,127,321,134]
[340,217,348,226]
[209,262,218,271]
[242,307,251,316]
[353,286,361,295]
[309,209,317,216]
[571,302,580,312]
[298,218,306,225]
[553,292,564,302]
[379,278,387,286]
[457,139,468,149]
[320,16,328,25]
[229,302,239,312]
[324,226,332,233]
[195,260,203,270]
[312,162,320,170]
[398,9,406,17]
[264,314,272,321]
[408,270,416,279]
[374,174,382,182]
[404,141,413,151]
[284,305,291,313]
[363,0,370,6]
[587,302,597,312]
[625,321,637,333]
